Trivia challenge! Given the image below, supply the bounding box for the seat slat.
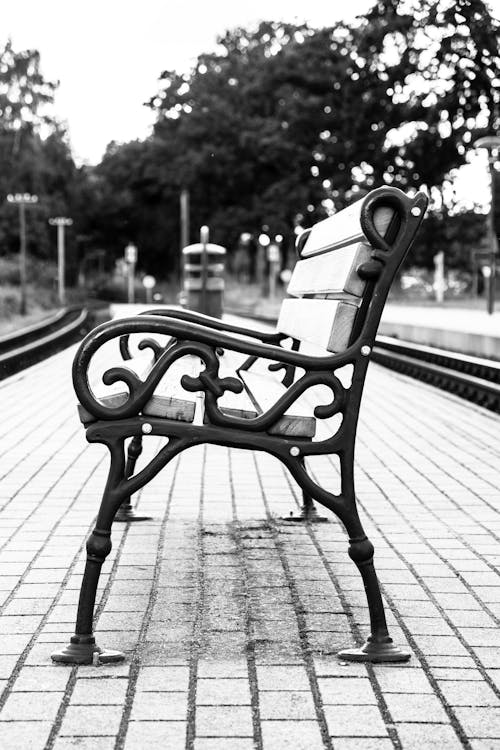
[278,298,358,353]
[301,203,395,258]
[239,371,316,438]
[287,240,371,298]
[143,357,198,422]
[78,354,198,424]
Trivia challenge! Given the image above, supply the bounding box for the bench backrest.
[278,187,425,353]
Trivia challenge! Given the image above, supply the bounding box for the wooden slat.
[216,354,258,419]
[78,353,198,424]
[143,356,198,422]
[239,371,316,437]
[78,353,154,423]
[287,240,371,298]
[277,298,358,353]
[301,202,395,258]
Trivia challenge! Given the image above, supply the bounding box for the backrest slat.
[287,240,371,298]
[301,204,395,258]
[278,298,358,353]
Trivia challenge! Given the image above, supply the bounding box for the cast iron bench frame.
[52,186,427,666]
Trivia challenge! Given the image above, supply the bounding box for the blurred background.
[0,0,499,329]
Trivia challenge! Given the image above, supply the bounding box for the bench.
[51,185,427,667]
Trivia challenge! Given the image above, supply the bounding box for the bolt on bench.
[52,186,427,666]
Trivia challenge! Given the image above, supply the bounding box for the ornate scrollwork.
[182,369,243,398]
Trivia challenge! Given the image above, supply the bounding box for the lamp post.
[473,135,500,315]
[48,217,73,306]
[6,193,39,315]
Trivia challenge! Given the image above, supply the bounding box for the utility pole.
[473,135,500,315]
[7,193,38,315]
[180,189,190,251]
[124,243,138,303]
[49,217,73,306]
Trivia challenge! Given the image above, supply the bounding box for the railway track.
[0,307,89,380]
[226,307,500,414]
[373,335,500,414]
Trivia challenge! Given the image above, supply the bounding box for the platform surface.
[0,314,499,749]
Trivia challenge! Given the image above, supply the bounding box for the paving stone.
[13,666,71,692]
[197,660,248,679]
[261,720,324,749]
[383,692,449,723]
[319,676,378,704]
[452,707,500,738]
[0,691,64,721]
[0,720,53,750]
[256,665,310,691]
[196,678,251,705]
[323,704,388,737]
[259,690,316,720]
[58,705,123,736]
[332,740,394,750]
[437,680,500,707]
[53,738,117,750]
[135,666,189,692]
[396,722,467,748]
[123,721,186,748]
[195,705,253,736]
[194,740,255,750]
[71,677,128,704]
[130,691,188,720]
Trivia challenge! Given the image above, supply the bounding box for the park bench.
[51,185,427,667]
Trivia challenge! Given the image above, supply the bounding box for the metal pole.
[19,202,27,316]
[200,225,209,315]
[487,155,497,315]
[58,223,65,306]
[128,261,135,304]
[180,189,190,251]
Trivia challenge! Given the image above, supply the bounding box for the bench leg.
[286,458,328,522]
[51,442,127,665]
[337,533,410,663]
[115,436,152,522]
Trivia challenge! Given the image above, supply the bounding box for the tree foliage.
[0,40,78,265]
[2,0,499,282]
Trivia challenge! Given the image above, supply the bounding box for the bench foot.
[337,637,411,664]
[285,504,329,523]
[114,501,152,523]
[51,636,125,666]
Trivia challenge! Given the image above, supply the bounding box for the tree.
[0,40,79,262]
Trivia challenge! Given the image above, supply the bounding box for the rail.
[0,307,89,379]
[225,307,500,414]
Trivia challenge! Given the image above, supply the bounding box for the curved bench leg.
[337,530,410,663]
[115,436,152,523]
[52,443,126,665]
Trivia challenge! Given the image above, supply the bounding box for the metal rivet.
[290,446,300,457]
[411,207,421,217]
[361,345,371,356]
[142,423,153,434]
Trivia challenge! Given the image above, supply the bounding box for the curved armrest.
[74,315,357,427]
[137,307,283,344]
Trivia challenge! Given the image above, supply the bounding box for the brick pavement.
[0,334,499,749]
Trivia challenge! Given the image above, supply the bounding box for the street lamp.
[473,135,500,315]
[48,217,73,306]
[6,193,39,315]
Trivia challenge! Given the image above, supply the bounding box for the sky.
[1,0,497,207]
[2,0,374,165]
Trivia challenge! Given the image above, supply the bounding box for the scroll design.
[201,368,347,433]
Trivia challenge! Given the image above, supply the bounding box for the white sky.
[2,0,374,164]
[2,0,498,206]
